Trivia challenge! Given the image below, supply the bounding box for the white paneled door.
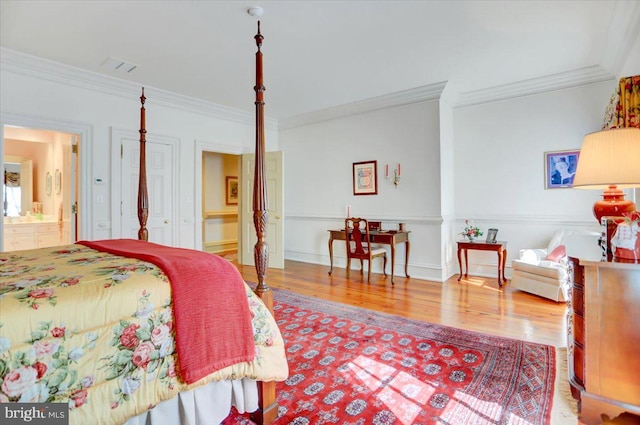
[240,151,284,268]
[121,140,174,246]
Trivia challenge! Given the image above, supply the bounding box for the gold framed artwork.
[353,160,378,196]
[226,176,239,205]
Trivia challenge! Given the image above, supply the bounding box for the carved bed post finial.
[138,87,149,241]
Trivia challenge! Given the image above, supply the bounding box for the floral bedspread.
[0,245,288,425]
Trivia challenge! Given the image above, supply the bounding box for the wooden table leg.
[328,235,334,275]
[502,249,508,284]
[457,247,463,281]
[404,240,410,278]
[497,250,504,286]
[464,249,468,279]
[390,241,396,283]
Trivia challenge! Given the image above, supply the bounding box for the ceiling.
[1,1,639,121]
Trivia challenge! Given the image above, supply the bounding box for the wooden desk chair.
[345,217,387,283]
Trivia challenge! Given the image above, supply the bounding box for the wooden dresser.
[567,257,640,424]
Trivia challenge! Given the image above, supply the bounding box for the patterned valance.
[603,75,640,129]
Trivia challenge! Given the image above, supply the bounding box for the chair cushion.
[546,244,566,262]
[370,248,386,256]
[512,259,564,279]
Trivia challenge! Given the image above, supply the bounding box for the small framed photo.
[225,176,239,205]
[486,228,498,243]
[353,160,378,196]
[544,150,580,189]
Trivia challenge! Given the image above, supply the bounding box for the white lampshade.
[573,128,640,189]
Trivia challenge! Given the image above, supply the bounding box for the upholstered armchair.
[511,229,601,302]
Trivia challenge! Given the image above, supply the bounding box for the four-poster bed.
[0,22,285,425]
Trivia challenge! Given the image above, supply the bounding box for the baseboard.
[204,239,237,254]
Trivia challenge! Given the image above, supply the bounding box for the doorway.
[2,125,79,251]
[202,151,240,260]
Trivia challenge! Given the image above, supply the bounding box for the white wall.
[281,100,444,281]
[452,80,614,278]
[0,53,279,249]
[280,78,617,283]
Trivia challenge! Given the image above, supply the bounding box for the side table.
[457,240,507,286]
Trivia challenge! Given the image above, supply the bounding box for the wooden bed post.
[138,87,149,241]
[250,21,278,425]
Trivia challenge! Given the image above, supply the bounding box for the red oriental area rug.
[223,289,557,425]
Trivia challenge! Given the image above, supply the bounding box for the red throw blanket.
[78,239,255,384]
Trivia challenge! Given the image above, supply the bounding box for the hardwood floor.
[234,259,568,348]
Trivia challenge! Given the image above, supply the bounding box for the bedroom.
[2,1,638,280]
[1,1,640,424]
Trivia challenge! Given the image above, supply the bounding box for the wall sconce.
[385,163,401,187]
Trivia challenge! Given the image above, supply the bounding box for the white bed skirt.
[123,378,258,425]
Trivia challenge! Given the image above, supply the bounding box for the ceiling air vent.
[101,57,137,73]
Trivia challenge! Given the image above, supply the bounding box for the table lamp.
[572,128,640,221]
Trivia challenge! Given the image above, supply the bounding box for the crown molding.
[279,81,447,130]
[0,47,278,131]
[454,65,616,108]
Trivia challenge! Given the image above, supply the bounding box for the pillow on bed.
[546,244,566,262]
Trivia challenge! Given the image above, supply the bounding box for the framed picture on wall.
[226,176,239,205]
[544,149,580,189]
[353,160,378,195]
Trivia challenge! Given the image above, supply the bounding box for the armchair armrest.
[517,248,548,264]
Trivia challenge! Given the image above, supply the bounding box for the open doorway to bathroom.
[3,125,79,251]
[202,151,240,262]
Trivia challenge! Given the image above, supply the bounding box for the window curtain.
[602,75,640,129]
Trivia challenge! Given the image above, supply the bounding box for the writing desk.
[457,240,507,286]
[328,229,410,283]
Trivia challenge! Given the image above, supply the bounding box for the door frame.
[0,112,91,249]
[194,139,244,252]
[110,128,180,244]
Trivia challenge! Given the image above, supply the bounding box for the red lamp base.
[593,185,637,222]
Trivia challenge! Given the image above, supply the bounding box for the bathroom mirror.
[3,157,33,217]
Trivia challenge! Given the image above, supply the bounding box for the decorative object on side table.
[610,211,640,261]
[572,128,640,221]
[486,228,498,243]
[460,219,483,241]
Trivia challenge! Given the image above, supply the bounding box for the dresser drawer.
[37,223,59,234]
[5,224,36,236]
[572,286,584,316]
[572,344,585,387]
[573,315,585,346]
[572,262,584,285]
[37,232,61,248]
